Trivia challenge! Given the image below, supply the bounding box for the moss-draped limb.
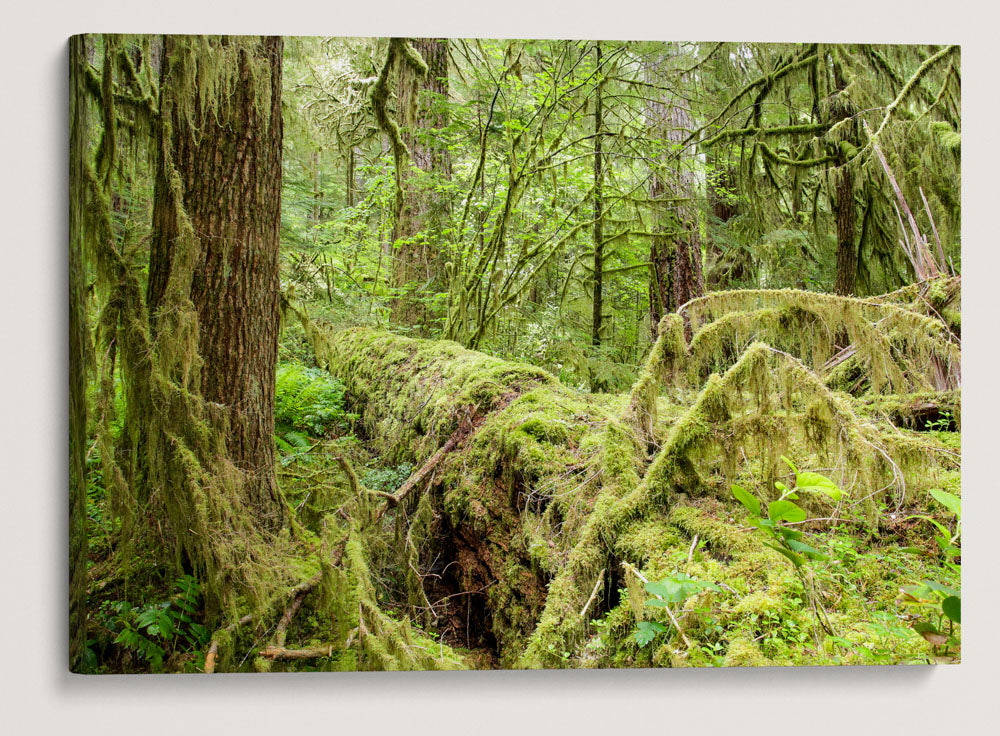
[623,313,687,449]
[679,287,960,393]
[701,122,830,149]
[865,45,959,151]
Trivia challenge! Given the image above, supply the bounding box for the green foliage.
[898,487,961,660]
[275,362,355,438]
[105,575,211,672]
[362,462,413,493]
[732,457,843,571]
[634,621,667,648]
[633,572,722,649]
[906,488,961,565]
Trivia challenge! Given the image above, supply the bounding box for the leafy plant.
[906,488,961,567]
[898,579,961,658]
[362,462,414,493]
[108,575,211,672]
[923,410,955,432]
[731,456,842,571]
[731,457,844,635]
[274,362,354,439]
[756,604,810,656]
[898,487,961,660]
[633,572,721,649]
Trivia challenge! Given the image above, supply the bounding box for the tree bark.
[68,33,90,672]
[390,38,450,328]
[148,35,285,530]
[831,63,858,296]
[645,49,704,339]
[833,165,857,295]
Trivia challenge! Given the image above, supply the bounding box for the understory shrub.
[275,362,353,438]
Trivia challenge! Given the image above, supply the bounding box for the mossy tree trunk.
[833,165,857,296]
[68,34,90,672]
[646,59,675,337]
[704,159,742,289]
[390,38,450,329]
[831,61,858,296]
[147,35,285,531]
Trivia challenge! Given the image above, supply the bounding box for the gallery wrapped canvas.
[69,34,961,673]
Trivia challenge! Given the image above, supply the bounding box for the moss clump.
[724,636,770,667]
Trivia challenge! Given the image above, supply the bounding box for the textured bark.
[148,36,285,529]
[704,161,743,289]
[390,38,450,328]
[645,51,704,339]
[68,34,89,672]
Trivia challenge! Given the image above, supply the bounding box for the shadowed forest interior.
[69,35,961,673]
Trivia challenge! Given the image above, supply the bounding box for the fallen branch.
[204,613,254,674]
[865,120,941,279]
[258,644,336,661]
[272,588,309,650]
[579,569,605,619]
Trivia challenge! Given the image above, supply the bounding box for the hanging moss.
[623,313,687,449]
[681,287,960,394]
[80,35,303,635]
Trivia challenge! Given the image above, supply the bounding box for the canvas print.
[69,35,961,673]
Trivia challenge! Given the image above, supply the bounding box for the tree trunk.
[831,63,858,296]
[148,35,285,530]
[645,49,704,339]
[390,38,450,328]
[68,33,90,672]
[833,165,857,295]
[591,44,605,356]
[346,146,355,208]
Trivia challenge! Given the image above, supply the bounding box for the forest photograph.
[68,34,962,674]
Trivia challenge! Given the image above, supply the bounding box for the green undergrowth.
[275,362,354,444]
[578,485,961,668]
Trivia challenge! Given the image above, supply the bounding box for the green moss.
[615,520,684,562]
[724,636,770,667]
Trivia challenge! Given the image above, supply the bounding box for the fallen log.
[307,327,623,663]
[294,320,950,669]
[858,390,961,431]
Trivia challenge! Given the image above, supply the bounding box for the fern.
[274,362,352,438]
[109,575,210,672]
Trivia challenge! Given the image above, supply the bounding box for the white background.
[1,1,997,732]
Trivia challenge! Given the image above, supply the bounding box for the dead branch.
[258,644,336,661]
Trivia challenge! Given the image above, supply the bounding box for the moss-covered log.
[308,326,621,661]
[301,318,955,667]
